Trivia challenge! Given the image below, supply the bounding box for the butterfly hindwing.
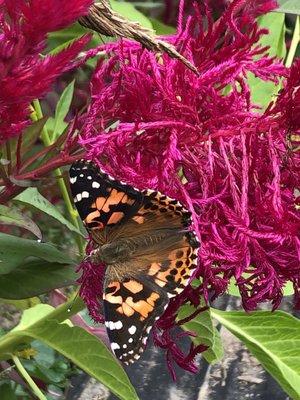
[70,160,200,364]
[103,276,168,364]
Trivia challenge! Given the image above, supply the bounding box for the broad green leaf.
[228,278,294,297]
[212,309,300,400]
[130,2,163,9]
[0,233,74,274]
[27,321,138,400]
[149,18,176,35]
[0,297,40,310]
[178,305,224,364]
[248,12,286,110]
[48,23,106,55]
[110,0,153,30]
[14,188,84,237]
[0,205,42,239]
[2,304,139,400]
[277,0,300,15]
[12,304,55,330]
[0,260,77,299]
[257,12,286,58]
[49,80,75,142]
[0,298,85,357]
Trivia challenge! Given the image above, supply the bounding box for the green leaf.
[248,12,286,110]
[0,297,40,310]
[110,0,153,30]
[257,12,286,58]
[49,80,75,142]
[228,278,294,297]
[149,18,176,35]
[211,309,300,400]
[0,260,77,299]
[130,2,163,9]
[14,188,84,237]
[28,322,139,400]
[9,118,48,163]
[12,304,55,330]
[0,233,75,274]
[0,383,18,400]
[178,305,224,364]
[4,305,139,400]
[0,205,42,240]
[48,23,105,62]
[276,0,300,15]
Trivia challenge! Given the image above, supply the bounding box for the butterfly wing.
[102,191,199,364]
[69,160,200,364]
[103,235,199,364]
[69,159,143,231]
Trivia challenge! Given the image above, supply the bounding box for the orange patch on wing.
[96,197,107,210]
[125,297,154,320]
[107,211,125,225]
[117,302,135,317]
[155,279,166,288]
[132,215,145,224]
[104,282,123,304]
[146,292,160,307]
[84,210,100,224]
[156,271,168,282]
[148,262,161,276]
[104,293,123,304]
[123,280,143,294]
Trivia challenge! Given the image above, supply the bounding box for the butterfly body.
[69,160,200,364]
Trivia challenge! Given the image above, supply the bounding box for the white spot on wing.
[128,338,133,343]
[128,325,137,335]
[111,342,120,351]
[92,181,100,189]
[81,191,89,199]
[107,320,123,330]
[70,177,77,184]
[114,320,123,330]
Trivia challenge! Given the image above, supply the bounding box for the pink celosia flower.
[78,0,300,373]
[0,0,93,144]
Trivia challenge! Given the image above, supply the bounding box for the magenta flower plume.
[0,0,93,144]
[78,0,300,373]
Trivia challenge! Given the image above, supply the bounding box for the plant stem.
[12,355,47,400]
[285,16,300,68]
[31,100,84,255]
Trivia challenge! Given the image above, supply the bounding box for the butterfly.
[69,159,200,365]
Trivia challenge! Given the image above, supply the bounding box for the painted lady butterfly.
[69,160,200,364]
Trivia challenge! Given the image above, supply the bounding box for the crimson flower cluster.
[78,0,300,372]
[0,0,92,144]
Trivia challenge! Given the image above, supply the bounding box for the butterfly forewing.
[69,160,143,230]
[69,160,200,364]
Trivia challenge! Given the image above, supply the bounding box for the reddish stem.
[0,151,84,203]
